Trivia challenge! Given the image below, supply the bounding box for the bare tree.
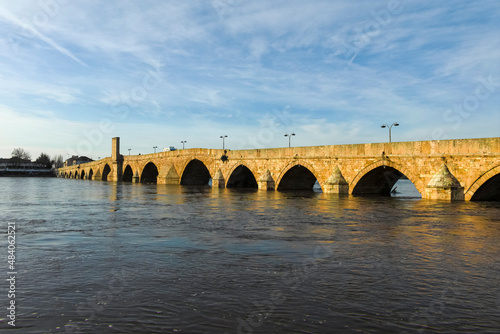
[52,154,64,168]
[11,148,31,161]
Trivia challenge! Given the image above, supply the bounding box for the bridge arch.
[466,165,500,201]
[351,160,423,197]
[276,161,321,191]
[123,165,134,182]
[80,170,86,180]
[227,164,258,188]
[141,162,159,184]
[102,164,111,181]
[89,169,94,180]
[180,159,211,186]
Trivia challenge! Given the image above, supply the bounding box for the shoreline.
[0,172,56,177]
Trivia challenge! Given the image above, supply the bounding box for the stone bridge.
[57,137,500,201]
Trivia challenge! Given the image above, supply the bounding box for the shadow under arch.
[180,159,211,186]
[141,162,158,184]
[467,165,500,201]
[277,162,320,191]
[122,165,133,182]
[89,169,94,180]
[227,164,258,188]
[351,160,423,197]
[102,164,111,181]
[80,170,85,180]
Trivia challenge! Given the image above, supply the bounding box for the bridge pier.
[132,171,140,183]
[212,169,225,188]
[110,163,123,182]
[158,165,180,185]
[322,166,349,195]
[158,177,180,185]
[258,170,275,191]
[424,164,465,200]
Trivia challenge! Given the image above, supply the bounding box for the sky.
[0,0,499,160]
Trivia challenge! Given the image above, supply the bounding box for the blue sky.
[0,0,498,160]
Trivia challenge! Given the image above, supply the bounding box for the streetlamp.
[128,149,131,155]
[381,122,399,143]
[181,141,187,149]
[153,146,158,153]
[220,135,227,150]
[284,133,295,148]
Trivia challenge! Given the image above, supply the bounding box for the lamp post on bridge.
[220,135,227,150]
[153,146,158,153]
[128,149,131,155]
[381,122,399,143]
[284,133,295,148]
[181,141,187,149]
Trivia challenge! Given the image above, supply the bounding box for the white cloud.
[0,0,498,158]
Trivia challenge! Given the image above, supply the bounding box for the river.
[0,177,499,333]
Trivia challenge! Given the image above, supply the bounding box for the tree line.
[10,148,64,169]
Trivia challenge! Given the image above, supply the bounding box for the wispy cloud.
[0,73,80,105]
[0,1,498,158]
[0,4,87,66]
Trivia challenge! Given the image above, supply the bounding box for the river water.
[1,177,500,333]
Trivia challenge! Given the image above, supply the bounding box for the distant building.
[0,158,53,176]
[64,156,93,167]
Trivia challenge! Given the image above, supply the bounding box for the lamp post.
[284,133,295,148]
[220,135,227,150]
[181,141,187,149]
[153,146,157,153]
[128,149,131,155]
[381,122,399,143]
